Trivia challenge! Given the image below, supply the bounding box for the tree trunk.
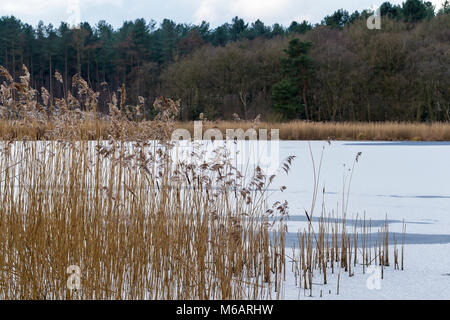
[303,80,309,121]
[49,55,52,94]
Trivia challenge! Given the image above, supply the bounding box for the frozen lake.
[3,139,448,299]
[173,139,450,245]
[268,141,450,239]
[266,141,450,299]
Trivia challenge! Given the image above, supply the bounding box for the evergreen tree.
[230,16,248,41]
[271,39,313,120]
[211,24,229,46]
[0,8,447,121]
[322,9,350,28]
[271,23,285,37]
[403,0,434,22]
[380,2,403,19]
[288,21,312,34]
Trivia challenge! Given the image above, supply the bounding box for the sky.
[0,0,445,29]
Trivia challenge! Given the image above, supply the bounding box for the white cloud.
[1,0,445,30]
[194,0,294,24]
[1,0,123,16]
[1,0,124,27]
[230,0,292,18]
[430,0,445,9]
[2,0,59,15]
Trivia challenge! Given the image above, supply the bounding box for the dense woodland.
[0,0,449,121]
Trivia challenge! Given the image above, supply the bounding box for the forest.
[0,0,449,121]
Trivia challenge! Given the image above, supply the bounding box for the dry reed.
[288,146,407,297]
[0,65,409,300]
[175,121,450,141]
[0,65,293,299]
[1,119,450,142]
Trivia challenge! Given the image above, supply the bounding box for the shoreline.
[2,120,450,141]
[175,121,450,141]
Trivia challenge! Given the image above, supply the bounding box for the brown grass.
[176,121,450,141]
[1,119,450,142]
[289,148,406,297]
[0,65,408,299]
[0,65,291,299]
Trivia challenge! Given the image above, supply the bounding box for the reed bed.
[1,120,449,142]
[178,121,450,141]
[0,65,292,299]
[0,138,295,299]
[288,147,406,297]
[0,65,407,299]
[290,212,406,297]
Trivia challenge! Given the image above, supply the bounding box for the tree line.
[0,0,449,121]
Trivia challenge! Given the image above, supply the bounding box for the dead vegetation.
[289,146,406,297]
[176,121,450,141]
[0,65,293,299]
[0,65,406,299]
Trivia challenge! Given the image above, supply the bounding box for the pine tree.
[271,39,313,120]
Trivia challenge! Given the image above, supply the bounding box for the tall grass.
[289,146,406,297]
[0,65,407,299]
[178,121,450,141]
[0,65,293,299]
[1,120,449,142]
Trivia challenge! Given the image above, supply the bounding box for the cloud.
[194,0,294,24]
[2,0,445,30]
[2,0,59,15]
[1,0,124,27]
[1,0,123,16]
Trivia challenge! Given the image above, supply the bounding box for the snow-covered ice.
[269,141,450,299]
